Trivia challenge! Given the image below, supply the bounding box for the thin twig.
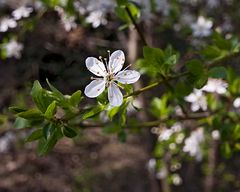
[125,6,147,45]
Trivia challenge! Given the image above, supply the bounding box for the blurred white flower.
[191,16,213,37]
[4,39,23,59]
[55,6,77,32]
[183,128,204,161]
[86,10,107,28]
[84,50,140,106]
[176,133,185,144]
[0,17,17,32]
[156,167,168,179]
[12,6,33,20]
[172,174,182,186]
[158,123,183,142]
[211,130,220,140]
[0,133,15,153]
[202,78,228,94]
[62,15,77,31]
[158,129,173,141]
[147,158,156,173]
[233,97,240,108]
[174,105,184,116]
[171,122,183,132]
[170,163,182,171]
[185,89,207,112]
[169,143,176,150]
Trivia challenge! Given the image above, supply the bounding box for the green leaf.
[69,90,82,106]
[44,101,57,119]
[164,55,177,65]
[186,59,204,76]
[9,106,27,114]
[63,126,77,138]
[13,117,31,129]
[150,96,171,119]
[81,105,106,120]
[116,0,128,6]
[17,109,43,120]
[212,32,232,50]
[46,79,65,101]
[208,66,227,79]
[201,46,222,59]
[108,106,120,120]
[25,129,43,142]
[43,123,52,140]
[31,80,53,112]
[221,142,232,159]
[37,127,62,155]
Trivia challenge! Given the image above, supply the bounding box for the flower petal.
[108,50,125,74]
[108,83,123,106]
[115,70,140,84]
[86,57,107,77]
[84,79,105,98]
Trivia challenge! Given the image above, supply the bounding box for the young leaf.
[81,105,106,120]
[9,106,27,114]
[46,79,65,101]
[14,117,31,129]
[63,126,77,138]
[25,129,43,142]
[38,127,62,155]
[69,90,82,106]
[31,80,52,112]
[44,101,57,119]
[17,109,43,120]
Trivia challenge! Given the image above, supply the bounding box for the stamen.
[91,77,102,81]
[113,82,124,90]
[122,63,132,71]
[107,50,111,58]
[98,56,108,74]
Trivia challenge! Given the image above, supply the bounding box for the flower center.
[105,73,115,87]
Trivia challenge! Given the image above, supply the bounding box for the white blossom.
[4,39,23,59]
[169,143,176,150]
[12,6,33,20]
[0,133,15,153]
[55,6,77,32]
[171,122,182,132]
[86,10,107,28]
[233,97,240,108]
[84,50,140,107]
[156,167,168,179]
[158,129,174,141]
[176,133,185,144]
[172,174,182,186]
[78,0,115,28]
[183,128,204,161]
[211,130,220,140]
[158,123,182,142]
[0,17,17,32]
[155,0,171,16]
[202,78,228,94]
[184,89,207,112]
[147,158,156,173]
[191,16,213,37]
